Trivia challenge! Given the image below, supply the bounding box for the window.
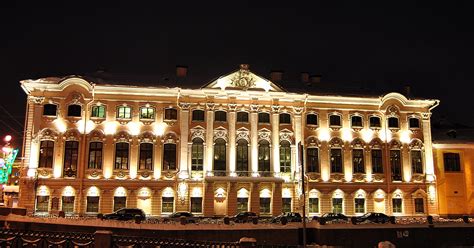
[236,140,248,174]
[411,150,423,174]
[213,139,226,173]
[369,116,381,128]
[36,196,49,212]
[354,198,365,214]
[140,107,155,119]
[67,104,81,117]
[62,196,74,213]
[117,106,131,119]
[43,104,57,116]
[164,108,177,120]
[351,116,363,127]
[63,141,79,177]
[114,196,126,212]
[307,148,319,173]
[258,140,270,172]
[332,198,343,214]
[258,113,270,123]
[282,198,291,213]
[279,113,291,124]
[329,115,341,127]
[444,153,461,172]
[414,198,424,214]
[306,114,318,125]
[114,143,129,170]
[86,196,99,213]
[88,142,103,169]
[237,197,248,212]
[91,105,105,118]
[260,198,271,214]
[352,149,365,173]
[280,141,291,172]
[371,149,383,174]
[330,149,343,173]
[191,197,202,213]
[162,197,174,213]
[392,198,402,213]
[192,110,205,121]
[163,143,177,170]
[237,112,248,123]
[191,138,204,171]
[388,117,399,128]
[139,143,153,170]
[215,111,227,122]
[390,150,402,181]
[409,117,420,129]
[309,198,319,213]
[39,140,54,168]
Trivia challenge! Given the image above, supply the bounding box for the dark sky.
[2,1,474,148]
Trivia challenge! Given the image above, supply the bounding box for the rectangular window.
[215,111,227,122]
[329,115,341,126]
[444,153,461,172]
[114,143,129,170]
[62,196,74,213]
[388,117,399,128]
[279,142,291,173]
[237,198,248,212]
[371,149,383,174]
[190,197,203,213]
[163,144,177,170]
[354,198,365,213]
[258,113,270,123]
[332,198,343,214]
[279,113,291,124]
[117,106,131,119]
[369,116,381,128]
[330,149,343,173]
[191,140,204,171]
[351,116,363,127]
[36,196,49,212]
[91,105,106,118]
[237,112,249,123]
[309,198,319,213]
[390,150,402,181]
[164,108,178,120]
[411,150,423,174]
[86,196,99,213]
[306,114,318,125]
[63,141,79,177]
[414,198,424,214]
[307,148,319,173]
[162,197,174,213]
[409,118,420,129]
[352,149,365,173]
[260,198,271,214]
[114,196,126,212]
[88,142,103,169]
[67,105,82,117]
[140,107,155,119]
[139,143,153,170]
[282,198,291,213]
[392,198,402,213]
[192,110,205,121]
[43,104,57,116]
[39,140,54,168]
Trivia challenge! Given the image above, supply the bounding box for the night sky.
[2,1,474,149]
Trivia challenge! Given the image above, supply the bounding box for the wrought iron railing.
[0,230,94,248]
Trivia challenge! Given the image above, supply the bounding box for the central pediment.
[202,64,285,92]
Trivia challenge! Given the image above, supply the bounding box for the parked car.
[231,211,258,223]
[165,211,197,223]
[319,213,348,224]
[352,212,393,224]
[103,208,146,221]
[272,212,302,223]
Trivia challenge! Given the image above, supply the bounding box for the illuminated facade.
[19,65,440,217]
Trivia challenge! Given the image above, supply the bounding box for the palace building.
[18,65,440,217]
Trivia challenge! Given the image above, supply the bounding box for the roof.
[431,120,474,144]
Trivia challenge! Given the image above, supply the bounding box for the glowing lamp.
[4,135,12,142]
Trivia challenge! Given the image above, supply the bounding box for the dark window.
[213,139,226,172]
[114,142,129,170]
[163,143,177,170]
[351,116,363,127]
[63,141,79,177]
[91,105,106,118]
[237,112,249,123]
[332,198,343,214]
[390,150,402,181]
[444,153,461,172]
[307,148,319,173]
[354,198,365,213]
[162,197,174,213]
[392,198,402,213]
[353,149,365,173]
[309,198,319,213]
[260,198,271,214]
[192,110,205,121]
[258,140,270,172]
[280,141,291,172]
[258,113,270,123]
[279,113,291,124]
[39,140,54,168]
[86,196,99,213]
[236,140,249,173]
[329,115,341,126]
[411,150,423,174]
[114,196,126,212]
[214,111,227,122]
[67,105,81,117]
[191,197,203,213]
[371,149,383,174]
[414,198,424,213]
[43,104,57,116]
[139,143,153,170]
[409,117,420,129]
[140,107,155,119]
[62,196,74,213]
[117,106,131,119]
[164,108,177,120]
[369,116,381,128]
[282,198,292,213]
[36,196,49,212]
[237,198,248,212]
[330,149,343,173]
[306,114,318,125]
[191,138,204,171]
[88,142,103,169]
[388,117,399,128]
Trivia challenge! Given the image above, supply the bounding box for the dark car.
[103,208,146,221]
[165,211,197,223]
[319,213,348,224]
[231,212,258,223]
[272,212,302,223]
[352,212,393,224]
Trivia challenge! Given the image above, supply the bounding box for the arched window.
[411,150,423,174]
[236,139,248,175]
[192,110,205,121]
[67,104,82,117]
[279,141,291,172]
[39,140,54,168]
[213,138,226,173]
[139,143,153,170]
[163,143,177,170]
[114,142,129,170]
[390,150,402,181]
[371,149,383,174]
[279,113,291,124]
[258,140,270,172]
[330,148,343,173]
[352,149,365,173]
[191,138,204,171]
[63,141,79,177]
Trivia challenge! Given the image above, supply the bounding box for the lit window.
[352,149,365,173]
[411,150,423,174]
[329,115,341,127]
[330,149,343,173]
[91,105,106,118]
[63,141,79,177]
[414,198,424,213]
[163,143,177,170]
[191,197,203,213]
[309,198,319,213]
[88,142,103,169]
[371,149,383,174]
[215,111,227,122]
[258,113,270,123]
[237,112,249,123]
[140,107,155,119]
[139,143,153,170]
[237,197,248,212]
[164,108,177,120]
[117,106,131,119]
[282,198,291,213]
[162,197,174,213]
[43,104,57,116]
[332,198,343,214]
[36,196,49,212]
[279,141,291,172]
[192,110,205,121]
[369,116,381,128]
[114,142,129,170]
[351,116,363,127]
[236,140,249,174]
[354,198,365,213]
[409,117,420,129]
[114,196,126,211]
[258,140,270,172]
[392,198,402,213]
[390,150,402,181]
[62,196,75,213]
[191,138,204,171]
[307,148,319,173]
[213,139,226,173]
[388,117,399,128]
[67,105,82,117]
[279,113,291,124]
[306,114,318,125]
[444,153,461,172]
[39,140,54,168]
[86,196,99,213]
[260,197,271,214]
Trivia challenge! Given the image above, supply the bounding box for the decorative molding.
[213,128,228,142]
[306,136,321,147]
[190,127,205,141]
[258,129,271,142]
[138,131,156,143]
[206,102,215,110]
[271,105,281,113]
[250,104,259,112]
[292,106,304,115]
[228,103,237,111]
[279,129,293,143]
[421,112,431,120]
[329,138,344,148]
[64,129,80,141]
[88,129,106,142]
[114,131,132,143]
[178,102,191,110]
[29,96,45,104]
[230,64,256,90]
[236,128,250,142]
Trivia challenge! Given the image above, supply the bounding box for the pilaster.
[179,102,190,177]
[205,103,215,173]
[229,104,237,174]
[250,104,259,174]
[271,105,280,173]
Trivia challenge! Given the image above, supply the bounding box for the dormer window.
[192,110,205,122]
[215,111,227,122]
[140,107,155,120]
[164,108,178,120]
[369,116,381,128]
[67,105,82,117]
[117,106,131,119]
[306,114,318,125]
[351,116,363,128]
[43,104,57,116]
[329,114,341,127]
[279,113,291,124]
[258,113,270,124]
[237,112,249,123]
[409,117,420,129]
[388,117,399,129]
[91,105,106,118]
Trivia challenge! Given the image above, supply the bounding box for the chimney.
[270,70,283,82]
[176,65,188,78]
[301,72,310,86]
[309,74,321,84]
[404,85,411,97]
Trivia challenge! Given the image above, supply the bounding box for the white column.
[229,105,237,175]
[179,103,190,178]
[205,103,215,174]
[271,106,280,174]
[293,107,303,175]
[250,105,258,175]
[421,113,435,181]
